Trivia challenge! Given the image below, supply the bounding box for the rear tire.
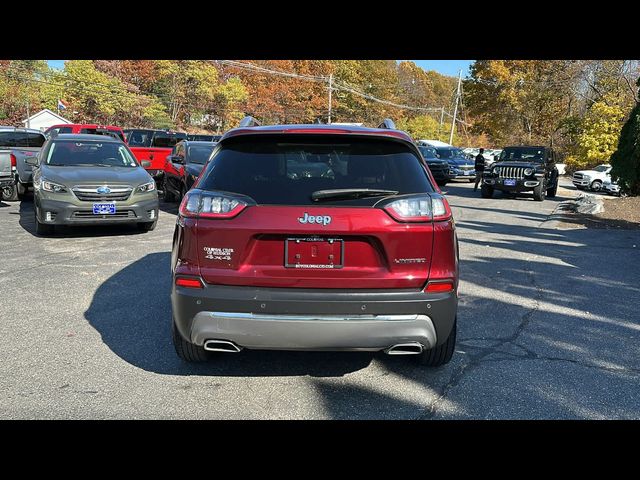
[172,320,210,362]
[480,184,494,198]
[416,318,457,367]
[2,184,19,202]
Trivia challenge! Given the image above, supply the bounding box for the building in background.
[22,109,71,131]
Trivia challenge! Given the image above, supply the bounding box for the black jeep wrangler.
[481,146,559,201]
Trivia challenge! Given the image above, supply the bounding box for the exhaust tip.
[385,342,424,355]
[203,339,242,353]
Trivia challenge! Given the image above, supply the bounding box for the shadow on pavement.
[84,252,372,377]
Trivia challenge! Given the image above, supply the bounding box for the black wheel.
[590,180,603,192]
[137,220,157,232]
[533,181,546,201]
[480,184,494,198]
[172,319,210,362]
[2,184,19,202]
[35,209,54,236]
[17,182,28,200]
[416,317,457,367]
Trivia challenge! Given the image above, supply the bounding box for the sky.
[411,60,473,77]
[47,60,474,77]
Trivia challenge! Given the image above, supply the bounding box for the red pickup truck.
[123,129,187,181]
[45,124,126,142]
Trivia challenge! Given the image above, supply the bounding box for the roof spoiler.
[238,116,261,127]
[377,118,396,130]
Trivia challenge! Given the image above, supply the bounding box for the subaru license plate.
[504,179,517,187]
[93,203,116,214]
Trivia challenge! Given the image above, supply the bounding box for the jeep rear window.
[0,131,46,148]
[198,135,433,206]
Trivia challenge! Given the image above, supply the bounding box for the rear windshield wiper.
[311,188,399,201]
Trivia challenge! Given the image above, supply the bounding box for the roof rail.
[377,119,396,130]
[238,116,261,127]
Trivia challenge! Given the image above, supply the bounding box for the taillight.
[425,281,455,293]
[175,277,204,288]
[431,195,452,222]
[10,154,17,168]
[179,191,247,219]
[383,194,452,222]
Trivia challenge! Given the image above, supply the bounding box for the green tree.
[610,78,640,195]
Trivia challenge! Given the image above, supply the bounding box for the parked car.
[482,146,559,201]
[164,140,217,202]
[418,145,453,186]
[0,127,46,201]
[434,146,476,181]
[171,118,459,366]
[125,129,187,182]
[572,164,612,192]
[29,134,159,236]
[45,124,126,143]
[602,177,621,196]
[187,134,222,142]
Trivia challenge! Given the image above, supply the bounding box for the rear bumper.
[35,197,159,225]
[172,283,457,352]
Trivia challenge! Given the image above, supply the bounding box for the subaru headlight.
[524,168,534,176]
[137,181,156,193]
[41,179,67,193]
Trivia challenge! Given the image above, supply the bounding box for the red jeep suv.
[171,118,459,366]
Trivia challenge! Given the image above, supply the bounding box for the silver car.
[28,134,159,236]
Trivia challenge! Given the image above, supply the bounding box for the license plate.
[504,179,517,186]
[285,237,344,269]
[93,203,116,214]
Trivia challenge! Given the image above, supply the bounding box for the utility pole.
[449,69,462,145]
[439,106,445,141]
[26,96,30,129]
[327,74,333,124]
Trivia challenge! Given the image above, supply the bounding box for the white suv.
[572,164,612,192]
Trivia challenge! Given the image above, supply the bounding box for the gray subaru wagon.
[28,134,159,236]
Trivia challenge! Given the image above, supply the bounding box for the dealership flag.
[57,99,67,111]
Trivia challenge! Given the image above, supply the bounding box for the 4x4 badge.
[298,213,331,226]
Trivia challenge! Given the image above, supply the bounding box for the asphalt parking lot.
[1,182,639,419]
